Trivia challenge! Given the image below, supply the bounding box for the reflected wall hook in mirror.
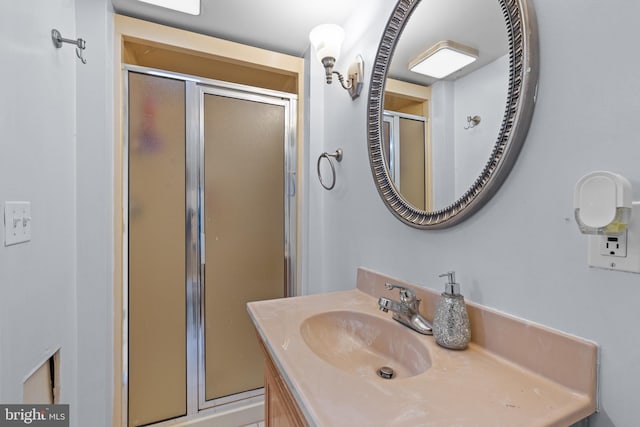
[317,149,343,191]
[51,29,87,64]
[464,115,481,130]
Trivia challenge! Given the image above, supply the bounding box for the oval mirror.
[367,0,538,228]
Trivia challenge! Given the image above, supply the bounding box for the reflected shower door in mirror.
[368,0,538,228]
[383,111,429,211]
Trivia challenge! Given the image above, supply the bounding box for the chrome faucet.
[378,283,433,335]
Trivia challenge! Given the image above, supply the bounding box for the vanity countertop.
[247,268,598,427]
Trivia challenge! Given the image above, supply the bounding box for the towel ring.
[317,149,343,190]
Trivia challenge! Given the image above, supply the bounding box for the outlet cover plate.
[588,203,640,273]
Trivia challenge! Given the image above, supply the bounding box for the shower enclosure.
[124,66,297,426]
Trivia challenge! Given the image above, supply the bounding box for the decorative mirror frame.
[367,0,539,228]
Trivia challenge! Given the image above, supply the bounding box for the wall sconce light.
[309,24,364,100]
[574,171,640,273]
[409,40,478,79]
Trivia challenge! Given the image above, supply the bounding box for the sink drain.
[377,366,395,379]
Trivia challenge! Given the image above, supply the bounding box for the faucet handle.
[384,283,417,303]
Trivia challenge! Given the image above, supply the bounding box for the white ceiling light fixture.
[409,40,478,79]
[136,0,200,15]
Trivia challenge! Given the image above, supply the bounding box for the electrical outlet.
[588,202,640,273]
[599,232,627,257]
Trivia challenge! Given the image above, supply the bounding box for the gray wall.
[0,0,79,421]
[0,1,113,426]
[306,0,640,425]
[76,0,114,426]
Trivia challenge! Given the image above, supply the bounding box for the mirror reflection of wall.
[383,53,508,211]
[430,54,509,209]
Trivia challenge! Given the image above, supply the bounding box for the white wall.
[307,0,640,425]
[0,0,79,421]
[0,1,113,426]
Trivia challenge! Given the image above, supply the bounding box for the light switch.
[4,201,31,246]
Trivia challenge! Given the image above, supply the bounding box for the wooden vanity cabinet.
[258,337,309,427]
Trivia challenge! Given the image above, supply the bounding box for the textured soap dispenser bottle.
[433,271,471,350]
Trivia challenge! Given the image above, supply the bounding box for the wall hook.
[51,29,87,64]
[464,115,481,129]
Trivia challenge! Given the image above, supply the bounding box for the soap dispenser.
[433,271,471,350]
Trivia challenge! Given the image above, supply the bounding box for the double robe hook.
[51,29,87,64]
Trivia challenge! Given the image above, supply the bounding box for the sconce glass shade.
[574,171,632,235]
[309,24,344,63]
[409,40,478,79]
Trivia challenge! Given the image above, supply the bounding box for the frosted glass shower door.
[201,90,290,405]
[127,72,187,426]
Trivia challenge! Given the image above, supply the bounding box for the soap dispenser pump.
[433,271,471,350]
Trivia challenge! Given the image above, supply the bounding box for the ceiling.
[111,0,363,57]
[111,0,508,86]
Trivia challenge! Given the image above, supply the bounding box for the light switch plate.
[4,201,31,246]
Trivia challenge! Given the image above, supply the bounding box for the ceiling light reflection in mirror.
[409,40,478,79]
